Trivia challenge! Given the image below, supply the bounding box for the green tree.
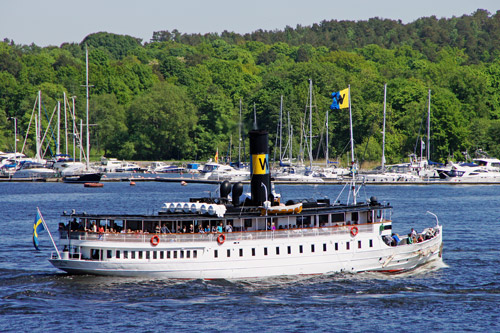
[126,82,197,160]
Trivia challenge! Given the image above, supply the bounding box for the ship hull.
[49,226,442,279]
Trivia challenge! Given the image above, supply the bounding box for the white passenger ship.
[47,130,443,279]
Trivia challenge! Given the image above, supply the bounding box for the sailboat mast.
[238,99,242,166]
[36,90,41,162]
[57,101,61,156]
[71,96,76,161]
[309,79,313,170]
[427,89,431,161]
[326,104,329,168]
[279,95,283,162]
[382,83,387,172]
[64,92,68,156]
[80,119,83,162]
[85,47,90,169]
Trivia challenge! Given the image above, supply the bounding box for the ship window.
[239,249,243,257]
[167,251,171,259]
[227,249,231,257]
[146,251,150,259]
[173,251,177,259]
[335,243,338,251]
[160,251,164,259]
[193,250,197,258]
[252,248,256,256]
[346,242,350,250]
[276,247,280,255]
[214,250,218,258]
[244,219,252,228]
[369,239,373,248]
[180,251,184,259]
[299,245,303,253]
[323,243,327,252]
[287,246,291,254]
[107,250,112,259]
[264,247,268,256]
[131,251,135,259]
[311,244,315,253]
[331,213,344,223]
[124,250,128,259]
[377,210,382,219]
[352,212,359,222]
[297,216,311,228]
[116,250,121,259]
[139,251,143,259]
[319,214,328,224]
[358,240,362,249]
[153,251,157,259]
[187,251,191,258]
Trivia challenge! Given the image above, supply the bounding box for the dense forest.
[1,9,500,166]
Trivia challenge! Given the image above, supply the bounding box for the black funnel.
[249,129,271,206]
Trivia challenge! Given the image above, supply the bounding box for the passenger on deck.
[225,223,233,232]
[161,224,168,233]
[217,223,223,233]
[391,233,400,246]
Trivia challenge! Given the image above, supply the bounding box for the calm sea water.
[0,181,499,332]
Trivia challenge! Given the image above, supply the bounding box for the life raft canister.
[350,226,359,237]
[150,235,160,246]
[217,233,225,245]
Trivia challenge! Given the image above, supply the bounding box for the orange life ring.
[217,233,225,245]
[350,226,359,237]
[150,235,160,246]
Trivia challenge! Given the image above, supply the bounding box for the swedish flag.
[33,209,45,250]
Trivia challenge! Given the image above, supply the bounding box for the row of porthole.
[93,239,375,261]
[95,249,199,260]
[213,239,374,258]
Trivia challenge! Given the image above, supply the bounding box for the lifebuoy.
[151,235,160,246]
[217,233,225,245]
[350,226,359,237]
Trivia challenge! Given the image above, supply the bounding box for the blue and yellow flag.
[330,87,350,110]
[33,209,45,250]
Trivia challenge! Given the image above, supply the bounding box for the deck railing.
[61,221,391,244]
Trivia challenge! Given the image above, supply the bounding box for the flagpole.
[37,207,61,259]
[348,84,356,204]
